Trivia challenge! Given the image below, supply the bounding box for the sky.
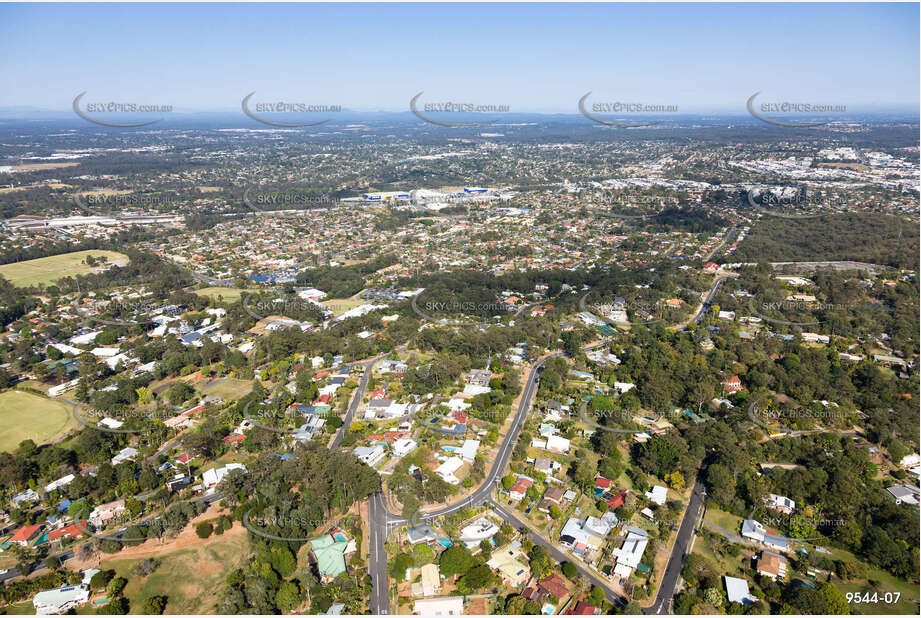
[0,2,918,114]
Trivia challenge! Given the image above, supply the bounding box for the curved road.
[368,352,560,614]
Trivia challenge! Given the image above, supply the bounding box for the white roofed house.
[44,474,75,494]
[201,463,247,494]
[33,583,90,614]
[111,447,138,465]
[392,438,418,458]
[545,434,570,454]
[353,445,386,467]
[435,456,464,485]
[765,493,795,514]
[724,576,756,605]
[459,439,480,462]
[88,499,126,528]
[612,528,649,577]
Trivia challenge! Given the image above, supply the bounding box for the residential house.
[765,494,795,514]
[571,601,597,615]
[537,573,570,600]
[459,439,480,462]
[724,576,755,605]
[721,374,743,394]
[88,500,126,527]
[741,519,788,551]
[645,485,667,506]
[353,445,386,467]
[560,516,613,554]
[32,583,90,614]
[459,517,500,548]
[546,434,571,454]
[110,447,138,465]
[508,476,534,501]
[538,486,566,513]
[612,528,649,577]
[309,533,351,583]
[9,523,43,546]
[44,474,75,494]
[406,524,438,545]
[202,463,247,493]
[755,551,787,580]
[392,438,418,458]
[886,485,920,506]
[412,596,463,615]
[410,563,441,597]
[435,457,464,485]
[486,541,530,587]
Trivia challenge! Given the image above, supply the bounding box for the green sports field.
[0,250,128,288]
[0,390,77,453]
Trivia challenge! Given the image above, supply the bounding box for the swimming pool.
[437,538,452,548]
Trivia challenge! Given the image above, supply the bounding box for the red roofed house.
[509,477,534,501]
[722,374,743,394]
[48,521,87,542]
[222,434,245,447]
[9,524,43,546]
[571,601,597,615]
[537,573,569,600]
[175,452,193,465]
[595,476,612,490]
[703,262,720,272]
[606,490,628,509]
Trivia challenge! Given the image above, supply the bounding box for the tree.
[438,545,477,578]
[528,545,553,579]
[389,553,414,581]
[590,585,606,604]
[457,564,495,594]
[195,522,213,539]
[275,581,302,613]
[142,596,167,614]
[548,504,563,519]
[106,576,127,598]
[90,569,115,590]
[562,562,577,579]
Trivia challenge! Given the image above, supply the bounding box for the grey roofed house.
[368,399,392,408]
[406,524,438,544]
[887,485,920,505]
[724,576,754,604]
[534,457,552,473]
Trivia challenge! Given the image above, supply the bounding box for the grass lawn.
[196,377,252,401]
[322,294,366,318]
[703,506,743,536]
[0,390,76,452]
[193,287,251,303]
[95,531,249,614]
[822,546,920,614]
[0,250,128,288]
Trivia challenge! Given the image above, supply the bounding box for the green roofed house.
[310,533,350,583]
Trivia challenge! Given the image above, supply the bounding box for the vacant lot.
[0,390,76,452]
[0,250,128,287]
[196,377,252,401]
[194,287,249,303]
[94,520,249,614]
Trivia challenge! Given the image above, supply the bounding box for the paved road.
[644,478,705,616]
[331,355,384,449]
[683,274,731,329]
[490,502,627,608]
[703,225,738,262]
[367,353,557,613]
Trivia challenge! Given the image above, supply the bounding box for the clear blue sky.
[1,3,918,113]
